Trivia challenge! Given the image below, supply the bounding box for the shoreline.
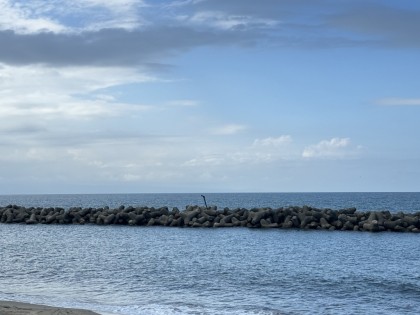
[0,301,101,315]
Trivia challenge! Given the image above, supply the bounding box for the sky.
[0,0,419,194]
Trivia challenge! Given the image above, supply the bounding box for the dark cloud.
[0,125,48,147]
[1,1,419,68]
[0,26,259,67]
[168,0,420,49]
[0,125,48,135]
[328,4,420,48]
[166,0,328,20]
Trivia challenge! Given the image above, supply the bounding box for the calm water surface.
[0,192,419,212]
[1,193,420,314]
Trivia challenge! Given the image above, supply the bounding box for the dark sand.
[0,301,100,315]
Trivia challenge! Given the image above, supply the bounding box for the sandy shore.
[0,301,100,315]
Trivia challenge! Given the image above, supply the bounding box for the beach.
[0,301,99,315]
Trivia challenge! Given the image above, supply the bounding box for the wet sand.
[0,301,100,315]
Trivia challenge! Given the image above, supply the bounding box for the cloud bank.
[0,0,419,68]
[302,138,361,159]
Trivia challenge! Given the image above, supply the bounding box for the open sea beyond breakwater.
[1,192,420,315]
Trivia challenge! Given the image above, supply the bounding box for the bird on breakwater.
[201,195,208,209]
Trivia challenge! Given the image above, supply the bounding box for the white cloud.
[183,151,274,167]
[78,0,143,10]
[0,0,146,33]
[167,0,205,7]
[183,155,225,167]
[0,64,155,94]
[253,135,292,147]
[376,98,420,106]
[0,0,66,33]
[166,99,200,107]
[183,136,295,168]
[0,99,151,120]
[63,139,191,184]
[211,124,247,135]
[0,63,155,120]
[302,137,360,159]
[181,10,278,30]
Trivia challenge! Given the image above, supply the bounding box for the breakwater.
[1,204,419,232]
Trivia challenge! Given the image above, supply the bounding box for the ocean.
[0,193,420,315]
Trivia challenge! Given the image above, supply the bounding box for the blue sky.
[0,0,419,193]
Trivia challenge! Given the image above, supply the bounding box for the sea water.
[0,192,419,212]
[0,193,420,315]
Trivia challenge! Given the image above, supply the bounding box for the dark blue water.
[0,192,419,212]
[1,193,420,315]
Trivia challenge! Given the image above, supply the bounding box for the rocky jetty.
[0,204,419,232]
